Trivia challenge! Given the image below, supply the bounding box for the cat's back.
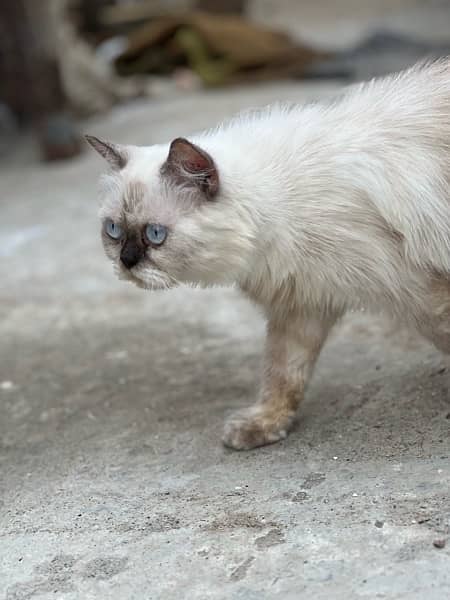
[322,58,449,149]
[343,59,450,273]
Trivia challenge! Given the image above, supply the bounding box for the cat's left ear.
[162,138,219,199]
[85,135,128,170]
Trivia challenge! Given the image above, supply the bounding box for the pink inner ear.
[169,138,213,173]
[165,137,219,197]
[186,158,209,172]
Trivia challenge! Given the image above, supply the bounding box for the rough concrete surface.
[1,42,450,600]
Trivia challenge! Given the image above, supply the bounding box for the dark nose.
[120,239,142,269]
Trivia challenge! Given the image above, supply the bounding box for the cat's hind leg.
[222,312,338,450]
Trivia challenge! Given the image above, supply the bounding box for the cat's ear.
[84,135,128,170]
[162,138,219,198]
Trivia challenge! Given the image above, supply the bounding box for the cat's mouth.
[115,263,177,291]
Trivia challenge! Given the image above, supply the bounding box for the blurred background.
[1,0,450,163]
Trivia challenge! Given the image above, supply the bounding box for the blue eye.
[145,223,167,246]
[105,219,123,240]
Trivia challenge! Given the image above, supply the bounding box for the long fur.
[92,59,450,449]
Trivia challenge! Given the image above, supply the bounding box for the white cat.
[87,59,450,450]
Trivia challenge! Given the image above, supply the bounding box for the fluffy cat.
[87,59,450,450]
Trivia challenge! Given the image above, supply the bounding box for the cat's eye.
[104,219,123,240]
[145,223,168,246]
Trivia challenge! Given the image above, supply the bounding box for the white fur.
[98,59,450,331]
[94,59,450,449]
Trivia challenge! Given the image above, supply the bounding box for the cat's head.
[86,135,255,291]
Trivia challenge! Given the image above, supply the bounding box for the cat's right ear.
[84,135,128,170]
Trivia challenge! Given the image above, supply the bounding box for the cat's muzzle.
[120,239,143,269]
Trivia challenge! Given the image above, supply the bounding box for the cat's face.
[87,135,254,291]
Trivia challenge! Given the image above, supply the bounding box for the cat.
[86,58,450,450]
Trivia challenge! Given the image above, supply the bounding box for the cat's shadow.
[283,364,450,460]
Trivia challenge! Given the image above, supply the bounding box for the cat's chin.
[116,266,176,291]
[132,277,175,291]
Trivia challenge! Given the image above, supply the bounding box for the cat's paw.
[222,406,295,450]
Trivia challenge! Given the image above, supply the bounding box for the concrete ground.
[1,2,450,596]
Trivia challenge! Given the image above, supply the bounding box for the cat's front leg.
[223,312,337,450]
